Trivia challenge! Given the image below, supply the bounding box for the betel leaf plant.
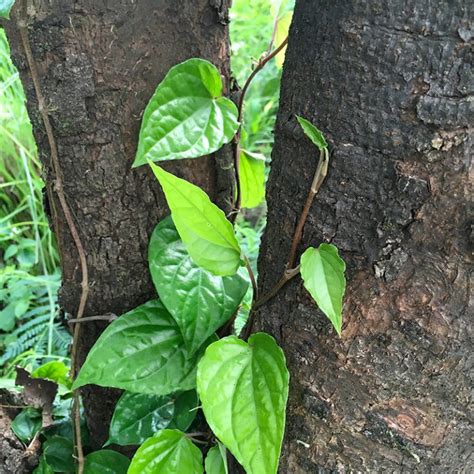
[71,52,347,473]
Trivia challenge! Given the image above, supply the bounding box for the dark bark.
[3,0,232,449]
[258,0,472,472]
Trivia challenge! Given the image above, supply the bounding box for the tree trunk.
[3,0,232,448]
[258,0,472,472]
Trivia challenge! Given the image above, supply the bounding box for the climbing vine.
[2,2,346,472]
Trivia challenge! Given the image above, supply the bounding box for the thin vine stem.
[246,147,329,321]
[17,3,89,472]
[232,36,289,217]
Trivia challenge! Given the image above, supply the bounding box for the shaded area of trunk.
[4,0,232,448]
[258,0,472,471]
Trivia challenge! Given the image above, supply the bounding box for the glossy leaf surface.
[149,217,248,353]
[11,408,42,443]
[296,115,328,151]
[33,456,54,474]
[134,59,239,167]
[197,334,289,474]
[300,244,346,334]
[128,429,203,474]
[84,450,130,474]
[107,390,198,446]
[43,436,74,472]
[149,163,242,276]
[239,149,266,209]
[73,300,210,395]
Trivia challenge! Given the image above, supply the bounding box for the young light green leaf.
[11,408,42,443]
[296,115,328,151]
[32,361,72,389]
[149,162,242,276]
[300,244,346,335]
[84,450,130,474]
[274,11,292,68]
[133,58,239,167]
[205,445,227,474]
[240,149,266,209]
[197,333,289,474]
[128,429,203,474]
[0,0,15,19]
[73,300,212,395]
[149,217,248,354]
[107,390,198,446]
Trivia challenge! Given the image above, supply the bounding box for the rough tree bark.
[3,0,233,449]
[258,0,472,472]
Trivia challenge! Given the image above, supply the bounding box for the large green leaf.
[33,456,54,474]
[84,450,130,474]
[73,300,211,395]
[239,149,266,209]
[197,333,289,474]
[149,162,242,276]
[133,58,239,167]
[296,115,328,151]
[149,217,248,353]
[300,244,346,334]
[128,429,203,474]
[0,0,15,19]
[107,390,198,446]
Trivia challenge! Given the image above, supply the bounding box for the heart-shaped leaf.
[84,450,130,474]
[296,115,328,151]
[240,149,266,209]
[197,333,289,474]
[300,244,346,334]
[133,58,239,167]
[107,390,198,446]
[128,429,203,474]
[149,217,248,353]
[149,162,242,276]
[73,300,213,395]
[43,436,75,473]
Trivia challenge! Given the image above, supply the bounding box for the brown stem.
[68,314,117,324]
[17,3,88,473]
[287,147,328,269]
[249,147,329,315]
[232,36,289,217]
[244,256,258,302]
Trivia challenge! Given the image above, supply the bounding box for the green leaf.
[205,445,227,474]
[296,115,328,151]
[197,333,289,474]
[300,244,346,335]
[33,455,54,474]
[32,361,72,389]
[128,429,203,474]
[73,300,212,395]
[239,149,266,209]
[0,302,16,331]
[274,11,292,68]
[43,436,75,473]
[149,217,248,353]
[84,450,130,474]
[149,162,242,276]
[107,390,198,446]
[133,58,239,167]
[11,408,42,443]
[0,0,15,19]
